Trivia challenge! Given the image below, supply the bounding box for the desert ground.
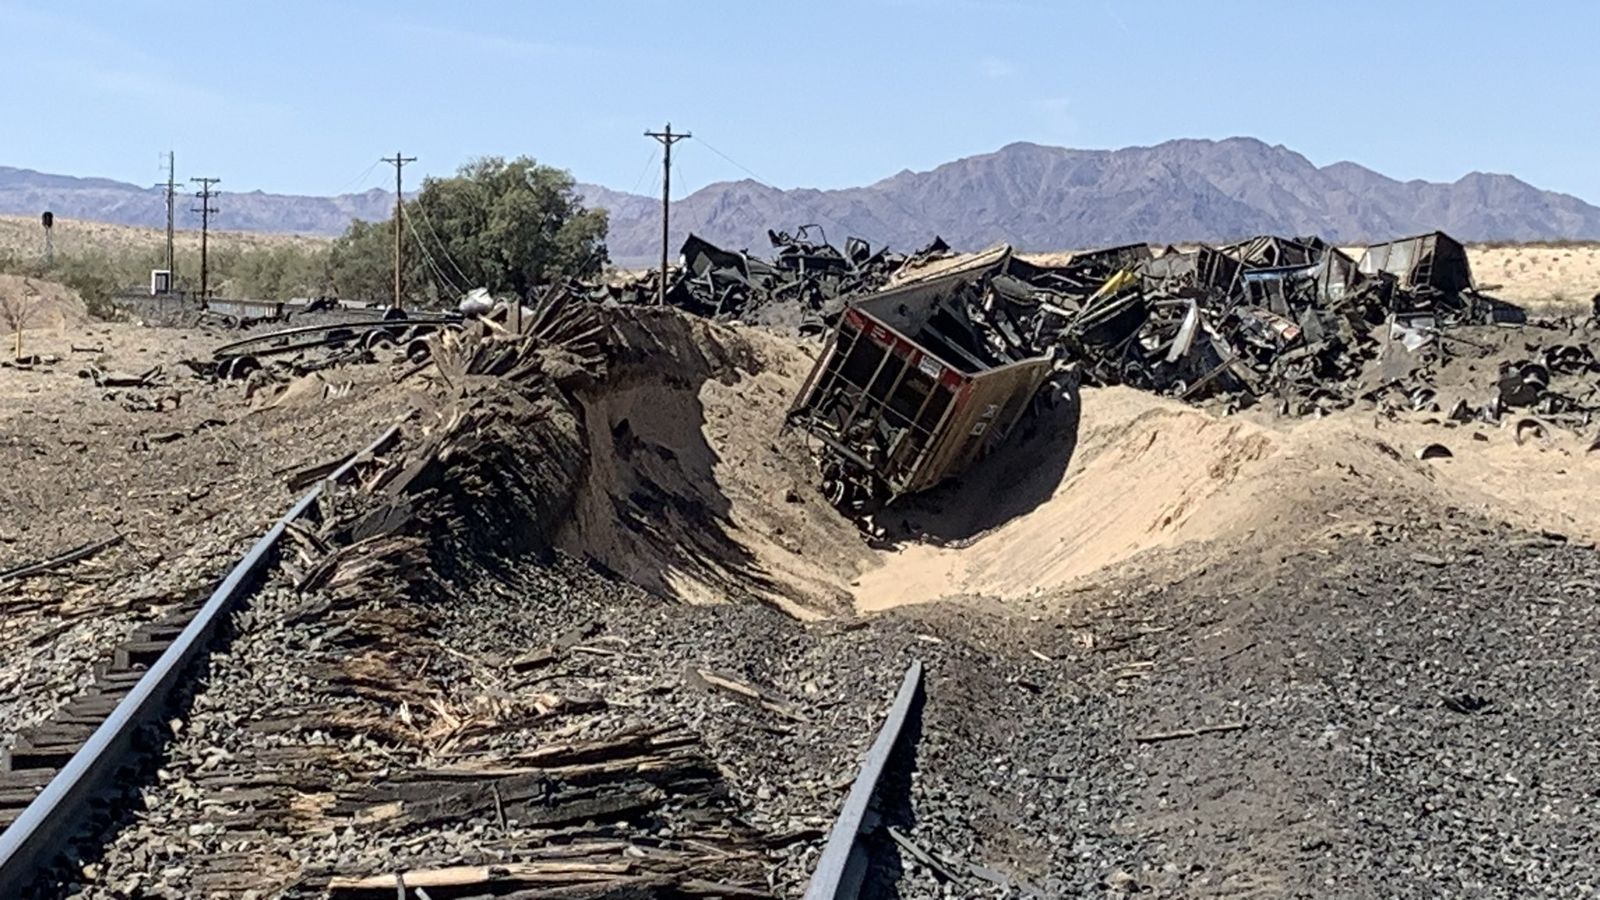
[0,214,327,261]
[3,233,1600,898]
[1467,243,1600,309]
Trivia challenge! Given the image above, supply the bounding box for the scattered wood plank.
[339,859,637,889]
[1134,721,1247,744]
[282,455,350,492]
[0,533,124,583]
[510,647,560,672]
[1109,661,1155,679]
[328,860,642,896]
[886,826,963,883]
[689,668,804,722]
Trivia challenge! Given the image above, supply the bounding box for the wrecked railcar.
[1239,248,1362,314]
[1358,231,1473,294]
[605,229,916,332]
[786,273,1053,513]
[1359,231,1524,323]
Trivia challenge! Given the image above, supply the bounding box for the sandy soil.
[527,308,1600,619]
[1468,244,1600,310]
[854,385,1600,611]
[0,214,327,260]
[557,313,876,619]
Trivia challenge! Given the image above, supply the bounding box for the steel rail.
[212,316,460,360]
[804,659,924,900]
[0,424,401,898]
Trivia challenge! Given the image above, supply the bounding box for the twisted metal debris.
[902,230,1529,417]
[597,226,950,333]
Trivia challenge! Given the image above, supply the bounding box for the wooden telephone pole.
[158,152,176,280]
[382,153,416,310]
[190,177,220,300]
[645,124,690,306]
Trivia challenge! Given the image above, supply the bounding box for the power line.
[396,193,459,295]
[381,153,416,310]
[331,158,384,196]
[408,219,459,297]
[628,146,659,195]
[644,123,691,306]
[411,199,471,287]
[403,209,464,297]
[693,136,772,186]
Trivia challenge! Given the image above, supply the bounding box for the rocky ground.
[940,511,1600,897]
[0,319,415,735]
[13,306,1600,899]
[51,504,1600,898]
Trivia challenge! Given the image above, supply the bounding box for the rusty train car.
[787,271,1053,512]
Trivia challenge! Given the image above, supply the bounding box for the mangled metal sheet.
[605,228,911,332]
[623,224,1529,439]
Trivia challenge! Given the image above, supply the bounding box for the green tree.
[328,156,609,305]
[328,218,416,303]
[0,238,334,317]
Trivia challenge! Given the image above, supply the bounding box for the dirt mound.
[337,305,875,619]
[0,274,89,330]
[856,389,1292,609]
[557,310,875,619]
[855,381,1600,611]
[368,304,1600,620]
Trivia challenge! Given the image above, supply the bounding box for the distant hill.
[0,166,393,235]
[6,138,1600,264]
[587,139,1600,261]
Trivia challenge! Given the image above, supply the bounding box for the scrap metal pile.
[1361,321,1600,444]
[936,230,1529,416]
[610,226,1536,418]
[597,226,951,332]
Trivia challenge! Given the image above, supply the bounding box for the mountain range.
[5,138,1599,264]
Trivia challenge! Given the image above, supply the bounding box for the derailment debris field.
[4,224,1600,898]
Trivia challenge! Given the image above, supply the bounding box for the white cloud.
[980,57,1017,79]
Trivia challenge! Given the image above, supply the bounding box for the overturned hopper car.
[787,273,1053,513]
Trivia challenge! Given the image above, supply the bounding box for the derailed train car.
[786,272,1053,513]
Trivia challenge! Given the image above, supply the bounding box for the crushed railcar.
[786,272,1053,514]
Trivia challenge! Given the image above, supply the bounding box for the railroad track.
[0,410,928,897]
[209,314,463,379]
[804,660,926,900]
[0,425,400,898]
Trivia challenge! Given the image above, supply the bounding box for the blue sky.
[3,0,1598,203]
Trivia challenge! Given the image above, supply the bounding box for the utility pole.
[382,152,415,310]
[159,152,176,279]
[645,123,690,306]
[191,177,220,300]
